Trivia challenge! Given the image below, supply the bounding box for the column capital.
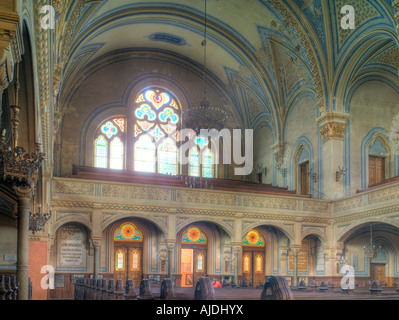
[231,243,242,253]
[12,185,31,200]
[289,245,302,255]
[90,238,102,249]
[317,112,350,143]
[165,239,176,251]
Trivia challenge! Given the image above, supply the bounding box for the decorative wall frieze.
[334,205,399,224]
[52,178,399,240]
[317,112,350,143]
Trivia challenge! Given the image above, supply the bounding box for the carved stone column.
[317,112,350,200]
[290,245,302,287]
[92,239,101,278]
[14,186,31,300]
[232,245,241,285]
[166,242,175,280]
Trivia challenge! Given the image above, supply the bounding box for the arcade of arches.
[1,0,399,300]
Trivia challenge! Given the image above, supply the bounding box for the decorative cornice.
[317,112,350,143]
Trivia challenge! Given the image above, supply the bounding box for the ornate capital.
[232,245,241,253]
[289,245,302,256]
[317,112,350,143]
[272,142,286,167]
[12,185,31,199]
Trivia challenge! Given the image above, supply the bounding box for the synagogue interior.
[0,0,399,301]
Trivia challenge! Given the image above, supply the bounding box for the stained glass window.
[189,148,200,177]
[114,222,143,242]
[110,137,124,170]
[243,229,265,247]
[255,254,262,273]
[182,226,207,245]
[134,135,156,173]
[158,138,178,175]
[133,88,182,175]
[196,253,204,272]
[131,250,140,271]
[95,135,108,168]
[115,249,125,271]
[94,118,126,170]
[202,148,214,178]
[187,135,214,178]
[243,254,250,273]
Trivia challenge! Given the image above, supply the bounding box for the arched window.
[134,135,156,173]
[92,87,216,177]
[130,250,140,271]
[243,254,250,273]
[195,253,204,272]
[187,135,215,178]
[94,118,126,169]
[134,88,180,175]
[115,249,126,271]
[158,138,178,175]
[202,148,214,178]
[189,147,200,177]
[255,254,263,273]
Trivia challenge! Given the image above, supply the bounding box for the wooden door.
[371,263,386,283]
[181,248,194,287]
[300,162,309,195]
[242,251,264,286]
[181,247,207,287]
[369,156,385,186]
[114,245,143,287]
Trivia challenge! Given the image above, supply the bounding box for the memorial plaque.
[59,225,85,267]
[148,275,161,284]
[288,240,309,271]
[3,254,17,261]
[70,274,85,284]
[55,274,65,288]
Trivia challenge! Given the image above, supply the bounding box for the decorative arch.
[53,215,93,234]
[300,229,327,247]
[243,229,265,247]
[114,222,143,242]
[176,218,234,241]
[241,222,294,243]
[337,219,399,243]
[101,212,168,236]
[360,128,394,190]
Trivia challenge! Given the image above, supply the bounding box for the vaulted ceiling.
[54,0,399,143]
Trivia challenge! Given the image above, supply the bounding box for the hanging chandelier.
[363,223,381,259]
[29,189,52,235]
[184,0,229,134]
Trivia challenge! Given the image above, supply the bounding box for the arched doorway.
[242,229,265,286]
[113,222,143,286]
[180,225,208,287]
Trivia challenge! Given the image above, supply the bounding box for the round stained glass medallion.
[187,227,201,242]
[247,230,259,245]
[121,224,136,240]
